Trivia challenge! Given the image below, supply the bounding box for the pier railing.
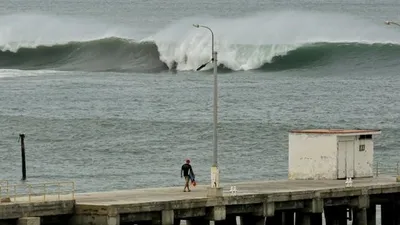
[0,181,75,203]
[374,161,400,177]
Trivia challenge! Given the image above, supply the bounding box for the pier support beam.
[352,208,367,225]
[304,198,323,214]
[207,206,226,221]
[71,215,120,225]
[18,217,40,225]
[161,210,175,225]
[255,202,275,218]
[324,206,347,225]
[348,194,369,225]
[215,215,237,225]
[295,197,323,225]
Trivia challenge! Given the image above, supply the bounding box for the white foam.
[149,10,400,71]
[0,69,64,78]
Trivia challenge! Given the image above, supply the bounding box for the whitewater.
[2,11,400,73]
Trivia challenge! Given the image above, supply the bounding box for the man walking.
[181,159,194,192]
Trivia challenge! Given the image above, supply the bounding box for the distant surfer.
[181,159,194,192]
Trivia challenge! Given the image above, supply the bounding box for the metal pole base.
[208,166,222,197]
[211,166,220,188]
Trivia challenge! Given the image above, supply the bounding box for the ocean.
[1,0,400,203]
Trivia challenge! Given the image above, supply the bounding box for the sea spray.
[0,13,133,52]
[149,10,400,71]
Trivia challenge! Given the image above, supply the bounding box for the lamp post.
[385,21,400,27]
[192,24,221,192]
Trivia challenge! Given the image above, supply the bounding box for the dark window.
[359,135,372,140]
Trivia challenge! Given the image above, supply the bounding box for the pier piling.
[19,133,26,181]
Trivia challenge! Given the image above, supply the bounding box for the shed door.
[338,141,355,179]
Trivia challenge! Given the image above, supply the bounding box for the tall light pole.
[385,21,400,27]
[192,24,221,193]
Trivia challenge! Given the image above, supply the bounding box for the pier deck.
[74,176,398,205]
[1,176,400,225]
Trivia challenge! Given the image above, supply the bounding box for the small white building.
[288,129,381,180]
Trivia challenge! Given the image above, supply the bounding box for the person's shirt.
[181,163,193,176]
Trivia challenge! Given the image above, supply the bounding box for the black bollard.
[19,134,26,180]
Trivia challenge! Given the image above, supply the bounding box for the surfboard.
[189,172,196,186]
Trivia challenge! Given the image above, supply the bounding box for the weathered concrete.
[215,215,236,225]
[2,176,400,225]
[71,215,120,225]
[352,208,366,225]
[303,198,323,214]
[17,217,40,225]
[207,188,223,197]
[254,202,274,218]
[288,129,380,180]
[207,206,226,221]
[0,200,75,219]
[161,210,174,225]
[74,177,400,206]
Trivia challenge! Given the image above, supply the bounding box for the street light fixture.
[192,23,221,193]
[385,21,400,27]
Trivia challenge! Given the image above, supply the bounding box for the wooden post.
[19,134,26,180]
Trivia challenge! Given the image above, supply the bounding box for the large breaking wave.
[0,38,167,73]
[2,11,400,73]
[3,39,400,73]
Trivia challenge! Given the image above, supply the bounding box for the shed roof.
[290,129,381,135]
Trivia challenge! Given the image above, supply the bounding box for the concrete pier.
[17,217,40,225]
[1,176,400,225]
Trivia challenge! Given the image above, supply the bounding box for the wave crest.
[2,11,400,73]
[2,38,400,73]
[0,38,168,73]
